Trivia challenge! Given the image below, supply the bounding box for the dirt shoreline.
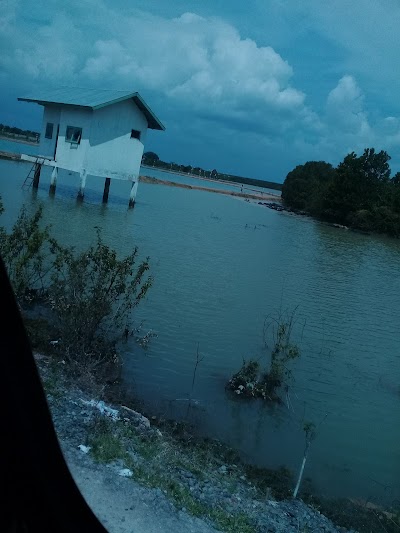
[0,134,39,146]
[33,354,367,533]
[139,175,281,202]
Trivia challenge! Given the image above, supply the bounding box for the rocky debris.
[118,468,133,478]
[81,399,120,420]
[78,444,91,454]
[258,201,285,212]
[120,405,151,430]
[62,444,218,533]
[34,355,363,533]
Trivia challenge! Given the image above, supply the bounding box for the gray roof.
[18,87,165,130]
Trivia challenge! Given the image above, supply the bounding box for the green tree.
[391,171,400,185]
[324,148,391,223]
[282,148,400,236]
[282,161,335,212]
[142,151,160,165]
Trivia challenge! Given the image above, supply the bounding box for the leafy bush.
[48,230,152,370]
[0,200,153,383]
[227,310,301,402]
[0,205,52,304]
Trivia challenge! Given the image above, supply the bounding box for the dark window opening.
[131,129,141,140]
[45,122,54,139]
[66,126,82,144]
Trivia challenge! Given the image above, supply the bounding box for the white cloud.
[2,3,313,137]
[2,0,400,177]
[326,75,371,137]
[295,0,400,96]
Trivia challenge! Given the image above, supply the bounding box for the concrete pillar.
[102,177,111,204]
[49,167,58,195]
[32,163,41,189]
[77,170,87,201]
[128,180,138,208]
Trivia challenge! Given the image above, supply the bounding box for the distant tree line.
[142,151,282,191]
[282,148,400,237]
[0,123,39,141]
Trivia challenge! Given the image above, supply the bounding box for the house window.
[45,122,54,139]
[65,126,82,144]
[131,129,141,140]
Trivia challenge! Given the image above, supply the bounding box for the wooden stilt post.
[49,167,58,195]
[128,180,138,208]
[32,163,41,189]
[77,170,86,201]
[102,177,111,204]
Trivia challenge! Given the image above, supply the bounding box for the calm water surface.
[0,139,281,196]
[0,151,399,506]
[141,165,281,196]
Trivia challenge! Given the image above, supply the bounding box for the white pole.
[49,166,58,194]
[293,442,310,498]
[129,180,138,208]
[77,170,87,200]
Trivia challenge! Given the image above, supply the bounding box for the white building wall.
[39,106,61,158]
[39,99,150,180]
[86,99,148,180]
[54,107,93,173]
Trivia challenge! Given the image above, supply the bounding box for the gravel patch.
[38,355,359,533]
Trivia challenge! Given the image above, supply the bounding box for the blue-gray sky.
[1,0,399,182]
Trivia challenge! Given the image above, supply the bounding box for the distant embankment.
[217,173,282,191]
[0,150,22,161]
[141,164,282,192]
[139,175,281,201]
[0,134,39,146]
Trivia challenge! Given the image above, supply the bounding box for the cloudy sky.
[1,0,399,182]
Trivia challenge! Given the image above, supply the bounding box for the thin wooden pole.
[33,163,41,189]
[102,177,111,203]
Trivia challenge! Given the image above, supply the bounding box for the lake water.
[0,143,399,507]
[0,139,281,196]
[141,165,281,197]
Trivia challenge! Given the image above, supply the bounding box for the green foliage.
[282,161,335,211]
[324,148,391,222]
[142,151,160,164]
[0,123,39,140]
[0,202,153,380]
[89,417,126,463]
[48,229,152,367]
[282,148,400,236]
[227,359,262,398]
[244,464,293,500]
[267,313,300,386]
[0,205,52,304]
[303,421,316,443]
[228,310,301,402]
[23,317,59,353]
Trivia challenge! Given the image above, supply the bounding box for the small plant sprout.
[293,421,317,499]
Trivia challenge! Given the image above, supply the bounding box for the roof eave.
[132,94,165,131]
[18,92,165,131]
[17,97,92,110]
